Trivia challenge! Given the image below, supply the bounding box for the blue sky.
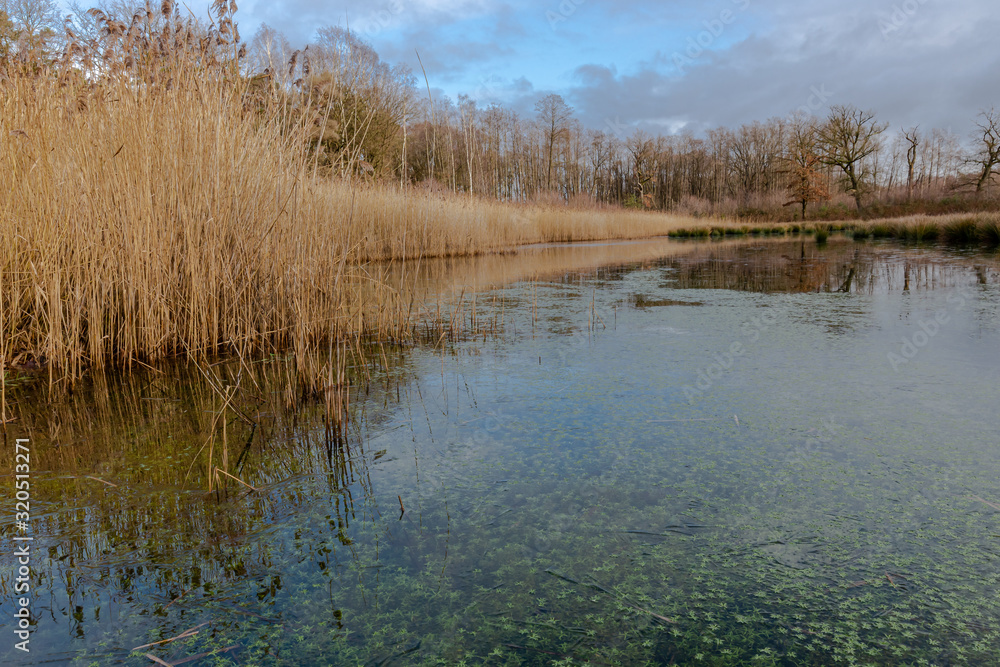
[145,0,999,135]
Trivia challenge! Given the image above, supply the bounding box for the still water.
[2,237,999,665]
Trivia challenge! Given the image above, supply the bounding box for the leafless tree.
[817,105,888,211]
[729,120,784,204]
[534,93,573,192]
[0,8,16,60]
[247,23,292,82]
[903,127,920,200]
[0,0,60,59]
[967,109,1000,195]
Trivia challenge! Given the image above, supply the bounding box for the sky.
[162,0,999,136]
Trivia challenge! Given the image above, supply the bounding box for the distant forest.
[3,0,999,220]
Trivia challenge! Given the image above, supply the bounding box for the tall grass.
[980,216,1000,247]
[308,184,710,260]
[864,213,1000,246]
[844,213,1000,247]
[3,3,998,390]
[0,5,706,387]
[0,6,399,386]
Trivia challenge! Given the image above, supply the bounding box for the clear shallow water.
[2,238,999,665]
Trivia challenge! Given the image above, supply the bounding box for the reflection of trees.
[661,240,999,294]
[3,237,998,655]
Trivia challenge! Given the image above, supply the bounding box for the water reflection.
[660,238,999,294]
[1,237,999,665]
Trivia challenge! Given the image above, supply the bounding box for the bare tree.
[967,109,1000,195]
[817,105,888,211]
[0,0,61,59]
[903,126,920,200]
[247,23,293,82]
[534,93,573,192]
[587,130,613,199]
[626,130,656,207]
[729,120,784,204]
[298,26,415,179]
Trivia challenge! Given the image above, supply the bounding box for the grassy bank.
[848,212,1000,244]
[668,211,1000,246]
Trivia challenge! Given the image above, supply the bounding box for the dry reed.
[5,4,995,392]
[0,9,707,386]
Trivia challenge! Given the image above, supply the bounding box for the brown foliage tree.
[783,115,829,219]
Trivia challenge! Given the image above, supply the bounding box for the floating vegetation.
[631,294,706,308]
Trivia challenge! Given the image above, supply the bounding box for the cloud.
[236,0,1000,136]
[562,0,1000,136]
[245,0,504,44]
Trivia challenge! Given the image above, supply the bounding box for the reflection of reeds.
[10,352,384,627]
[17,348,379,494]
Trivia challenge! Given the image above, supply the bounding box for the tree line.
[3,0,998,219]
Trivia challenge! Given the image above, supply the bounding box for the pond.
[2,236,999,666]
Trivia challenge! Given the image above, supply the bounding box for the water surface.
[2,237,999,665]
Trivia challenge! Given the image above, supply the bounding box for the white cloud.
[232,0,999,135]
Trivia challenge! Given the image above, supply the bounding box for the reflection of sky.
[4,239,999,664]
